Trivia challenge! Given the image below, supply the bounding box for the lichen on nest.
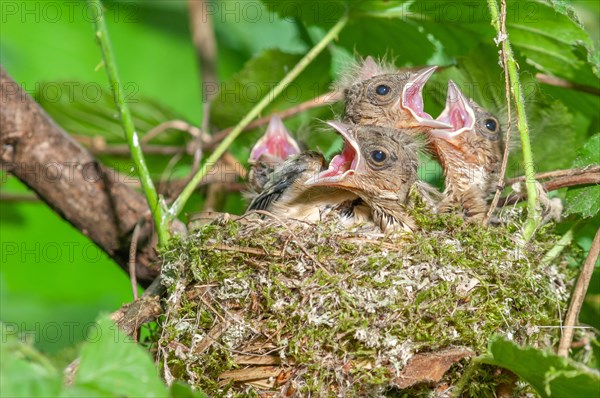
[156,206,578,397]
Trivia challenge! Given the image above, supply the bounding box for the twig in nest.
[205,243,275,257]
[557,227,600,357]
[198,293,228,324]
[194,320,230,355]
[253,210,331,276]
[485,0,512,225]
[129,222,142,301]
[111,276,166,337]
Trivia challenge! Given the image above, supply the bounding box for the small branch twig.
[89,0,169,246]
[487,0,541,239]
[85,142,187,156]
[188,0,218,179]
[128,222,142,301]
[168,14,350,219]
[500,173,600,206]
[188,0,218,105]
[207,91,343,149]
[557,227,600,357]
[506,166,600,185]
[484,0,512,225]
[536,73,600,96]
[141,120,207,145]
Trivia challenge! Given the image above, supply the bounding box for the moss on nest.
[157,206,580,397]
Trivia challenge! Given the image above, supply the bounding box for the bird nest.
[156,205,577,397]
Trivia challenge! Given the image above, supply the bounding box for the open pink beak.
[248,116,300,163]
[401,66,452,129]
[304,121,361,186]
[430,81,475,140]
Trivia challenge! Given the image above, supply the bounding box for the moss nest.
[156,205,578,397]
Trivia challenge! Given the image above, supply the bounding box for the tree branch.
[0,67,185,285]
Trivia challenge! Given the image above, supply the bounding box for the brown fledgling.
[339,56,451,131]
[428,81,504,220]
[305,122,419,233]
[246,150,359,223]
[247,116,301,193]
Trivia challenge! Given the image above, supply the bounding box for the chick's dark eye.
[375,84,391,96]
[371,150,387,163]
[485,119,497,132]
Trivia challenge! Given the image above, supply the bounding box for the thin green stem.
[88,0,169,246]
[488,0,541,240]
[168,13,350,218]
[542,226,575,265]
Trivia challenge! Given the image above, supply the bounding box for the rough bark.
[0,66,184,285]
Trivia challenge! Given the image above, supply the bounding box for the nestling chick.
[340,57,451,131]
[247,116,301,193]
[305,122,419,233]
[246,151,358,222]
[428,81,504,220]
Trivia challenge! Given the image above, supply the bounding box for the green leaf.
[263,1,436,63]
[338,17,435,64]
[564,181,600,219]
[35,82,187,144]
[565,134,600,218]
[210,49,331,128]
[409,0,599,82]
[0,323,62,398]
[507,0,599,82]
[169,381,208,398]
[72,316,168,398]
[209,48,333,162]
[261,0,347,27]
[478,336,600,398]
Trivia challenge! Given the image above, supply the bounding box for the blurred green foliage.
[0,0,599,390]
[1,316,206,397]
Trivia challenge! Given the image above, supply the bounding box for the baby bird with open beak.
[428,81,504,220]
[340,56,451,131]
[305,122,419,233]
[247,116,301,193]
[246,149,359,223]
